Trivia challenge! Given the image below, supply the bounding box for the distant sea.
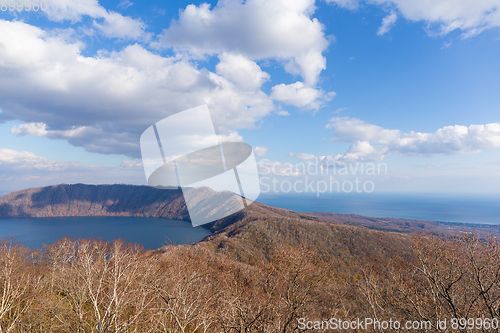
[256,193,500,225]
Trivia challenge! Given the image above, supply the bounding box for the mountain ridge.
[1,184,498,237]
[0,183,190,219]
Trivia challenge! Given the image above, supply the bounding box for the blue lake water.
[0,216,211,249]
[257,193,500,225]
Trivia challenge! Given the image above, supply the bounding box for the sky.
[0,0,499,194]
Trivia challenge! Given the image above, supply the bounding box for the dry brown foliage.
[0,228,499,332]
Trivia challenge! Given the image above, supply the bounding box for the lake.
[0,216,211,249]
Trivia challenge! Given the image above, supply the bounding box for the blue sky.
[0,0,499,193]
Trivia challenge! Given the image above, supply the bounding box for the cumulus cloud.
[10,123,140,156]
[377,11,398,35]
[330,0,500,38]
[324,117,500,162]
[1,0,338,160]
[215,53,270,91]
[1,0,338,164]
[394,123,500,154]
[0,20,274,157]
[254,146,269,157]
[271,82,336,110]
[44,0,149,40]
[156,0,330,85]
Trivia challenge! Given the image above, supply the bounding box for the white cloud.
[283,50,328,86]
[215,53,270,91]
[217,131,244,143]
[441,41,452,49]
[44,0,148,40]
[330,0,500,38]
[377,11,398,35]
[44,0,105,21]
[254,146,269,157]
[276,110,290,116]
[325,117,500,162]
[271,82,336,110]
[394,123,500,154]
[0,147,100,172]
[326,0,360,10]
[0,147,144,191]
[327,141,389,162]
[0,20,274,157]
[156,0,330,85]
[290,152,317,160]
[10,123,51,137]
[1,0,338,160]
[118,0,133,10]
[92,12,148,40]
[121,160,142,168]
[327,116,400,144]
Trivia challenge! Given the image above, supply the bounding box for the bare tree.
[151,246,219,333]
[0,238,40,333]
[47,238,156,333]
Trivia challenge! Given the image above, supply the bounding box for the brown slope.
[200,209,412,264]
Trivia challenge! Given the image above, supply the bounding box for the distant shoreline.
[306,211,500,237]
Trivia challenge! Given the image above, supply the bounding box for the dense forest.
[0,185,499,332]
